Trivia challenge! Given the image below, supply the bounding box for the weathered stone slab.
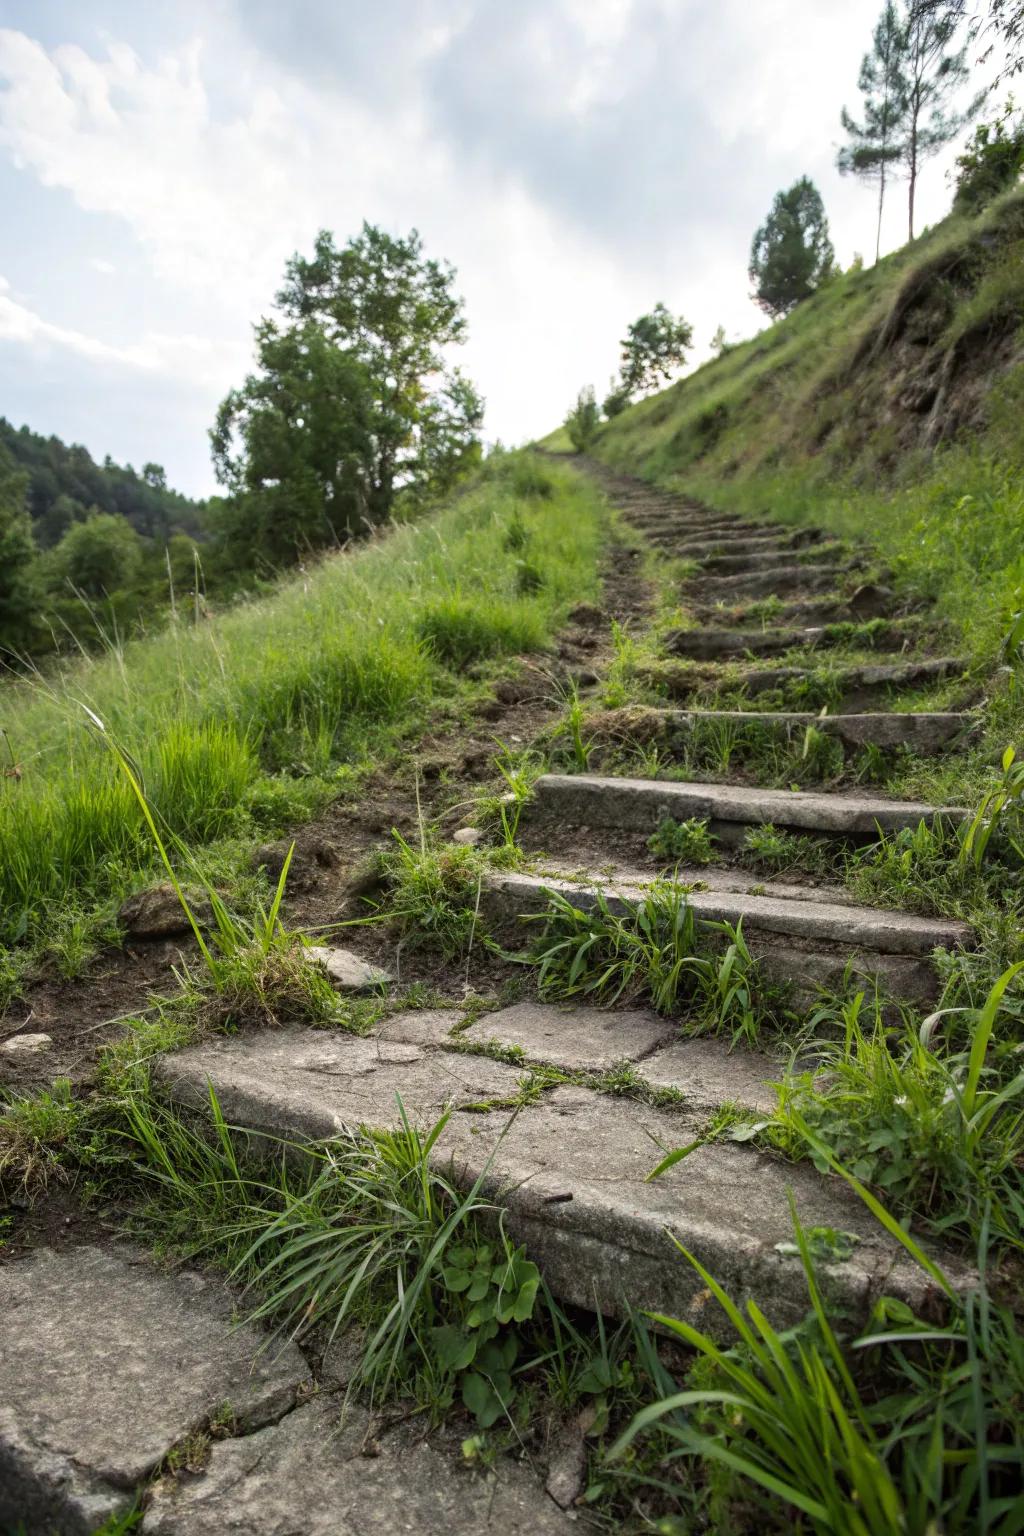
[0,1032,52,1054]
[143,1393,575,1534]
[483,870,968,957]
[156,1030,524,1142]
[699,544,842,574]
[685,562,854,599]
[641,1036,781,1114]
[585,706,977,758]
[156,1031,967,1338]
[306,945,391,990]
[375,1008,465,1048]
[525,771,966,837]
[464,1000,675,1072]
[0,1245,309,1535]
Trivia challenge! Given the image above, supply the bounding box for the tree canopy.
[212,223,483,569]
[749,178,835,318]
[839,2,908,260]
[0,446,38,656]
[619,303,693,397]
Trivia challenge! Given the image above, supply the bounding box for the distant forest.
[0,416,204,550]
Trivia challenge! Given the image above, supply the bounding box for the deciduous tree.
[619,303,693,397]
[0,447,38,655]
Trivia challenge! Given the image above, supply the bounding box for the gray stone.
[452,826,485,846]
[155,1031,968,1336]
[686,563,855,599]
[156,1030,525,1143]
[0,1245,309,1535]
[587,707,977,758]
[118,884,211,939]
[375,1008,465,1048]
[465,1001,674,1072]
[482,869,970,959]
[306,945,391,990]
[545,1419,587,1508]
[640,1036,781,1114]
[698,543,843,575]
[525,771,966,837]
[143,1393,575,1534]
[0,1032,52,1054]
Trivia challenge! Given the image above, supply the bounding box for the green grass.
[0,452,606,962]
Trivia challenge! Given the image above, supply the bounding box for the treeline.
[0,222,485,663]
[565,0,1024,446]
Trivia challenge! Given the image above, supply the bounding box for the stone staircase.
[3,460,980,1532]
[154,461,977,1333]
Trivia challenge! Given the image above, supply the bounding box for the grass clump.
[527,886,786,1044]
[0,1078,85,1198]
[647,814,717,865]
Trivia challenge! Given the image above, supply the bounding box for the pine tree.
[749,178,835,319]
[901,1,977,239]
[838,2,909,262]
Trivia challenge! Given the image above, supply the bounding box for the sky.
[0,1,999,498]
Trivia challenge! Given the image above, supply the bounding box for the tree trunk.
[875,162,886,264]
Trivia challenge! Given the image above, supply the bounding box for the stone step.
[685,563,859,599]
[0,1244,570,1535]
[156,1029,967,1342]
[584,704,979,758]
[696,544,847,576]
[644,654,968,707]
[692,584,899,626]
[670,530,824,559]
[523,771,965,841]
[482,868,969,1005]
[661,622,918,661]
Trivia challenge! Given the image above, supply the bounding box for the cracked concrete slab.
[640,1036,781,1114]
[463,1000,675,1072]
[0,1245,309,1535]
[143,1393,575,1534]
[156,1030,526,1143]
[157,1030,966,1338]
[374,1008,466,1048]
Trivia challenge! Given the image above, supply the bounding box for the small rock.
[545,1419,587,1508]
[0,1033,52,1055]
[118,884,211,940]
[306,946,391,991]
[452,827,484,847]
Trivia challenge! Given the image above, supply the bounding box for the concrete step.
[684,563,860,600]
[661,622,918,661]
[523,771,965,842]
[156,1029,966,1341]
[671,530,824,560]
[0,1244,569,1536]
[692,583,899,626]
[697,544,847,576]
[644,654,969,707]
[483,867,969,1005]
[584,704,979,758]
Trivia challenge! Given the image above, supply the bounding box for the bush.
[565,386,600,452]
[954,109,1024,213]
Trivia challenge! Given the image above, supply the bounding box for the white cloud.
[89,257,116,274]
[0,276,215,375]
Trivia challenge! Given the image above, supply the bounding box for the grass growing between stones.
[0,450,607,980]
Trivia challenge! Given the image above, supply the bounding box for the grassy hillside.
[573,186,1024,661]
[0,452,605,975]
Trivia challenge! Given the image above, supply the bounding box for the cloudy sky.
[0,1,995,497]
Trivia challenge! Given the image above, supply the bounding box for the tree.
[710,325,731,357]
[952,100,1024,208]
[602,380,631,418]
[273,223,474,523]
[619,303,693,396]
[211,320,376,568]
[565,387,600,452]
[839,3,909,261]
[915,1,1023,82]
[142,462,167,491]
[0,447,38,655]
[900,2,978,239]
[749,178,835,318]
[53,512,144,599]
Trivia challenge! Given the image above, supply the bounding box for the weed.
[741,823,831,877]
[647,815,717,865]
[0,1079,85,1198]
